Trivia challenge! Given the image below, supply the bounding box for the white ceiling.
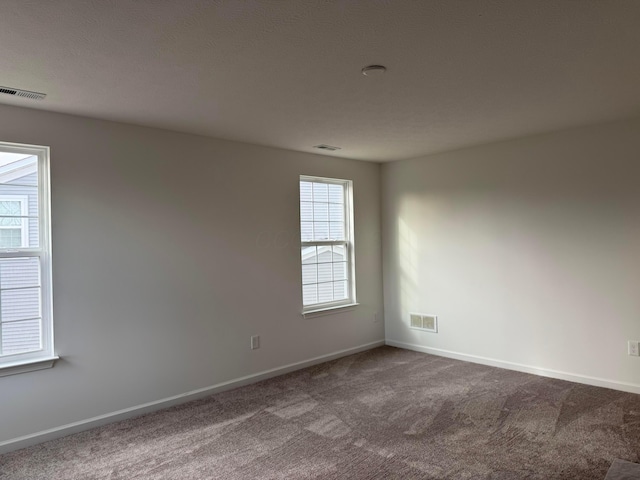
[1,1,639,162]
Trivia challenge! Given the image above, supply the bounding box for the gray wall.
[0,104,384,443]
[383,117,640,390]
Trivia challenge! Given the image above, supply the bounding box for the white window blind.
[300,176,355,311]
[0,142,53,369]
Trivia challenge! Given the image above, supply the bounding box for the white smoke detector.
[361,65,387,77]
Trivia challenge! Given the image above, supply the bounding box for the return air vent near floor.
[409,313,438,333]
[0,86,46,100]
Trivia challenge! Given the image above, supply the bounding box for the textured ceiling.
[1,0,639,161]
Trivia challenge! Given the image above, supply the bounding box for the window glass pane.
[301,246,317,265]
[302,284,317,305]
[301,264,317,285]
[313,222,329,240]
[318,283,333,303]
[312,182,328,202]
[26,221,39,248]
[0,155,38,182]
[300,181,313,202]
[0,257,40,289]
[333,262,347,281]
[333,281,348,300]
[0,201,22,223]
[329,222,344,240]
[329,204,343,223]
[1,287,41,322]
[300,202,313,222]
[316,247,332,263]
[328,184,344,203]
[1,318,41,356]
[332,245,345,262]
[0,229,22,248]
[317,263,332,283]
[313,203,328,222]
[301,222,313,241]
[0,183,38,194]
[0,173,39,248]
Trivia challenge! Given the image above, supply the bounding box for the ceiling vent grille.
[0,87,46,100]
[313,144,341,151]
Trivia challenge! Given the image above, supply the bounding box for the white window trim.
[302,302,360,319]
[300,175,357,315]
[0,141,56,374]
[0,194,30,248]
[0,355,59,377]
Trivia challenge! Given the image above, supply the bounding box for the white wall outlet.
[628,340,639,356]
[251,335,260,350]
[374,311,380,323]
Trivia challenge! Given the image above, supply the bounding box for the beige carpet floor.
[1,346,639,479]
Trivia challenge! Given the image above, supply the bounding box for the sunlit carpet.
[1,346,639,479]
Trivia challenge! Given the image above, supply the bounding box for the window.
[0,141,55,375]
[300,176,355,312]
[0,195,29,248]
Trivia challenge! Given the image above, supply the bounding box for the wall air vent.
[0,86,46,100]
[410,314,423,329]
[409,313,438,333]
[313,144,341,151]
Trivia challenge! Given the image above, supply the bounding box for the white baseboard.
[386,339,640,395]
[0,340,385,455]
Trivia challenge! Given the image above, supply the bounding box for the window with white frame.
[0,142,54,373]
[300,176,355,312]
[0,195,29,248]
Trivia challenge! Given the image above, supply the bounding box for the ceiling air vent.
[313,144,341,151]
[0,86,46,100]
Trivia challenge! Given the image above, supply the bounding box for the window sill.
[303,303,359,319]
[0,355,59,378]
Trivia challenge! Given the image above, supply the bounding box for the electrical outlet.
[374,311,380,323]
[251,335,260,350]
[628,340,639,356]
